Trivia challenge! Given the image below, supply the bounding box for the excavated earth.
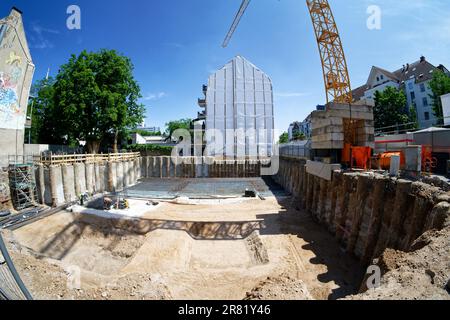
[2,196,365,300]
[2,183,449,300]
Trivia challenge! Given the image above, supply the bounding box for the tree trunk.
[113,130,119,154]
[86,140,101,154]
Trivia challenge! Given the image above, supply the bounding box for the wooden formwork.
[38,152,140,166]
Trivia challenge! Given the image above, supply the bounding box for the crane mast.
[222,0,353,104]
[306,0,352,104]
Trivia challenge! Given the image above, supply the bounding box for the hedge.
[127,144,174,156]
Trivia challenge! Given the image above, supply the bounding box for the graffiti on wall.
[0,51,24,125]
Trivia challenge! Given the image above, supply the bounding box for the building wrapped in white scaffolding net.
[200,56,274,159]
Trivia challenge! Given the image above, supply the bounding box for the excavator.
[222,0,370,168]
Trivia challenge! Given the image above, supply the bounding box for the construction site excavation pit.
[3,178,366,300]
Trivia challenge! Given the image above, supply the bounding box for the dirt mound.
[1,230,172,300]
[348,226,450,300]
[244,275,314,300]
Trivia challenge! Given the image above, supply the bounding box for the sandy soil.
[2,196,364,300]
[346,226,450,300]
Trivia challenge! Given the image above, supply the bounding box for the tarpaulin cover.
[205,56,274,158]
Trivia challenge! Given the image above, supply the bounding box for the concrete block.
[85,163,95,194]
[169,157,175,178]
[61,165,76,202]
[50,165,65,206]
[306,161,341,181]
[123,161,129,187]
[145,157,152,178]
[404,146,422,172]
[95,163,106,193]
[312,133,345,143]
[43,166,52,205]
[74,163,87,196]
[135,158,140,181]
[153,157,161,178]
[107,161,117,192]
[161,157,168,178]
[116,162,124,190]
[390,155,401,176]
[36,164,46,205]
[202,157,209,178]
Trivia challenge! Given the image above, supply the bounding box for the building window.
[408,83,414,91]
[420,83,426,92]
[410,92,416,100]
[376,76,379,82]
[380,75,384,80]
[423,97,428,106]
[0,25,7,43]
[424,112,430,121]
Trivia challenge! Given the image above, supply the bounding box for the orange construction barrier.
[351,146,372,170]
[378,152,405,170]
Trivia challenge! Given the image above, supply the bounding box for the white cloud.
[143,92,167,101]
[29,23,60,49]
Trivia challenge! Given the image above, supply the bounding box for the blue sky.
[1,0,449,132]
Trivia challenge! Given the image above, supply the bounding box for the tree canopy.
[31,49,145,153]
[373,87,411,131]
[279,132,289,144]
[429,70,450,124]
[165,118,192,138]
[293,132,306,141]
[29,77,57,144]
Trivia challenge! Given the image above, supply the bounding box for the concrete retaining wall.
[274,157,450,264]
[37,159,140,207]
[140,157,265,179]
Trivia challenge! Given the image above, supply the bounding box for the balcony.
[202,85,208,95]
[197,111,206,120]
[198,98,206,108]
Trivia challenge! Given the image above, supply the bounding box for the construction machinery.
[223,0,353,105]
[223,0,371,166]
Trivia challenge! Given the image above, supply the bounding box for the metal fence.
[279,141,311,159]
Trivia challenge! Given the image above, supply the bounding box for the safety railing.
[38,152,140,165]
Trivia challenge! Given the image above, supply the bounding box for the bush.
[127,144,173,156]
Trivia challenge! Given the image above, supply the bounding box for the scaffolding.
[8,156,38,211]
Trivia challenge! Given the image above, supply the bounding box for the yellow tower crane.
[222,0,353,105]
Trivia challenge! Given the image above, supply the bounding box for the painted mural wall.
[0,8,34,130]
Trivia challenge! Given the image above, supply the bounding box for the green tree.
[279,132,289,144]
[429,70,450,124]
[165,118,192,139]
[28,77,59,144]
[374,87,409,131]
[408,105,419,130]
[53,49,145,153]
[293,132,306,141]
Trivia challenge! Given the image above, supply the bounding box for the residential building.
[130,133,166,145]
[199,56,274,159]
[0,7,35,167]
[288,105,325,141]
[137,125,161,134]
[288,122,300,141]
[352,56,450,129]
[288,117,311,141]
[442,93,450,127]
